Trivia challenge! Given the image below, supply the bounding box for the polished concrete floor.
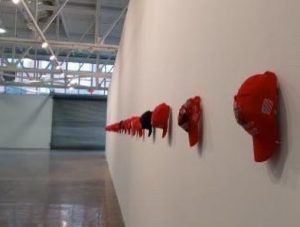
[0,149,125,227]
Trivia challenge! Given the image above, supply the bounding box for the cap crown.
[178,96,201,146]
[234,71,277,137]
[152,103,170,138]
[234,71,279,162]
[140,111,153,137]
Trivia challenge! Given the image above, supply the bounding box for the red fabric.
[131,117,143,138]
[178,96,202,147]
[118,121,124,133]
[123,117,134,135]
[151,103,171,138]
[105,123,120,132]
[234,71,279,162]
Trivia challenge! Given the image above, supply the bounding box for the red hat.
[178,96,202,147]
[105,123,120,132]
[234,71,279,162]
[140,111,153,137]
[123,117,133,135]
[118,121,124,133]
[131,116,143,138]
[151,103,171,138]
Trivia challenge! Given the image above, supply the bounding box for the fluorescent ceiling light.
[41,42,48,48]
[62,221,67,227]
[12,0,20,4]
[50,55,56,61]
[0,28,6,34]
[28,80,41,83]
[0,19,7,34]
[56,65,62,70]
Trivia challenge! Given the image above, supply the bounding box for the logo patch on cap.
[261,98,273,115]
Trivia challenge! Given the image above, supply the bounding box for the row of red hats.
[105,116,144,137]
[105,104,172,139]
[106,71,279,163]
[106,97,203,147]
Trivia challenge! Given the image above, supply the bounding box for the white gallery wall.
[0,95,53,149]
[106,0,300,227]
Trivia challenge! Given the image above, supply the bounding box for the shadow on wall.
[197,105,204,156]
[267,85,300,186]
[152,127,156,143]
[168,109,173,146]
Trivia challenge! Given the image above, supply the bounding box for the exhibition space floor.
[0,149,124,227]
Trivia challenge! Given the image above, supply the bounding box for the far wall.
[0,95,53,149]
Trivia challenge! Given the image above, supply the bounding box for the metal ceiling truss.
[0,37,118,52]
[0,0,127,94]
[0,60,112,91]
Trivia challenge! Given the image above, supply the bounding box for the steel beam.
[3,52,115,65]
[0,1,125,15]
[60,14,71,40]
[101,6,127,44]
[42,0,70,33]
[95,0,102,43]
[14,5,18,37]
[0,37,118,52]
[80,21,95,41]
[19,0,59,67]
[60,21,95,63]
[0,66,112,78]
[0,81,108,91]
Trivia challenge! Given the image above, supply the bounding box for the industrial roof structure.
[0,0,128,95]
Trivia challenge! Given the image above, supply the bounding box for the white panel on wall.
[106,0,300,227]
[0,95,53,149]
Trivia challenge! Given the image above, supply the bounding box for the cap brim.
[162,124,168,138]
[252,137,278,162]
[252,121,279,162]
[188,126,199,147]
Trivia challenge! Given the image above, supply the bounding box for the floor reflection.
[0,203,101,226]
[0,150,124,227]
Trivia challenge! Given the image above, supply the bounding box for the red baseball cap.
[118,121,124,133]
[234,71,279,162]
[105,123,120,132]
[123,117,134,135]
[151,103,171,138]
[178,96,202,147]
[131,116,143,138]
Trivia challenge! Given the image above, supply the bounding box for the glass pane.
[80,63,92,72]
[22,58,34,68]
[39,60,50,69]
[68,62,80,70]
